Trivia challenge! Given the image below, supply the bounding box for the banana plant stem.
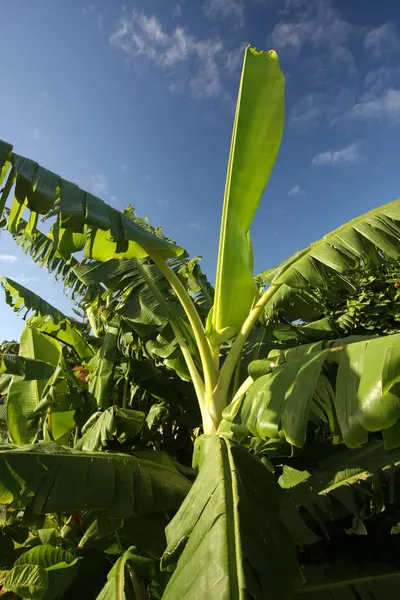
[212,284,281,423]
[152,255,218,394]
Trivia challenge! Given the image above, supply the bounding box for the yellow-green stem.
[170,322,206,412]
[211,283,281,424]
[152,255,218,395]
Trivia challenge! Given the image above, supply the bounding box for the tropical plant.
[303,259,400,337]
[0,45,400,599]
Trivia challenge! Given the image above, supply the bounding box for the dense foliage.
[0,46,400,599]
[311,261,400,337]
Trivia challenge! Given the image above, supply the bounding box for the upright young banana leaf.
[211,47,284,344]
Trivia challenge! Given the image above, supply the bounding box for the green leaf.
[96,547,156,600]
[335,333,400,447]
[273,199,400,292]
[3,564,48,599]
[14,545,79,600]
[0,442,191,518]
[0,137,184,260]
[295,561,400,598]
[2,278,93,358]
[222,351,327,446]
[211,47,284,344]
[161,435,301,599]
[76,406,145,451]
[224,332,400,448]
[0,354,55,380]
[15,545,75,569]
[89,325,120,410]
[7,327,61,444]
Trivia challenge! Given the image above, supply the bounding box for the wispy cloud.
[288,184,304,196]
[91,173,108,197]
[91,174,117,204]
[32,128,48,142]
[348,88,400,122]
[271,0,353,56]
[14,276,45,283]
[203,0,245,27]
[312,144,360,166]
[157,198,170,207]
[290,88,355,130]
[110,10,239,98]
[0,254,18,264]
[83,4,106,30]
[364,22,400,57]
[188,221,208,233]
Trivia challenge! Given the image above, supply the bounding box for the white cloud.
[362,67,400,101]
[32,128,47,141]
[96,13,105,30]
[157,198,170,207]
[312,144,360,166]
[91,174,108,197]
[91,174,117,203]
[279,0,307,14]
[291,88,355,130]
[14,276,45,283]
[110,10,235,98]
[288,184,303,196]
[0,255,18,263]
[271,0,353,55]
[348,88,400,121]
[364,22,399,57]
[138,14,166,42]
[203,0,245,27]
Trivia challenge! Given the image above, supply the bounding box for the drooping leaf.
[7,327,61,444]
[272,199,400,292]
[0,139,184,261]
[222,332,400,448]
[0,442,191,518]
[0,354,55,380]
[211,47,284,344]
[3,564,48,599]
[96,546,157,600]
[76,406,145,451]
[295,561,400,598]
[13,544,79,600]
[161,435,301,600]
[89,325,120,410]
[2,278,93,358]
[222,351,327,446]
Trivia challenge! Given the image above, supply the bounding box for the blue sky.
[1,0,400,341]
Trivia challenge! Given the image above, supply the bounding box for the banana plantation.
[0,46,400,599]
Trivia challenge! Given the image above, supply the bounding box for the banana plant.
[1,44,400,598]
